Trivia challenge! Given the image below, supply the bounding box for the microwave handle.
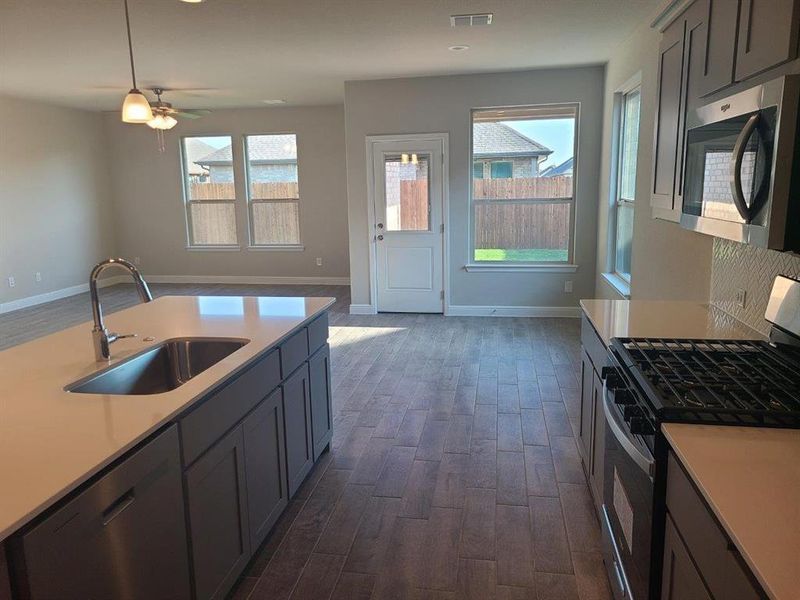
[729,113,760,223]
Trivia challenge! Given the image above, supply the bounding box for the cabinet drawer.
[13,426,190,600]
[307,312,329,354]
[181,349,280,465]
[581,314,611,373]
[281,327,310,378]
[666,452,762,600]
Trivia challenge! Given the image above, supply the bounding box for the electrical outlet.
[316,257,323,267]
[564,280,573,293]
[35,272,42,282]
[735,288,747,309]
[7,276,15,288]
[133,256,141,266]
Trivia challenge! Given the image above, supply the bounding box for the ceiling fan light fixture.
[122,89,154,123]
[147,113,178,130]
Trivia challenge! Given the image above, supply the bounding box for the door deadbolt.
[377,234,384,241]
[377,222,384,229]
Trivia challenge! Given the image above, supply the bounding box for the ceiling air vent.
[450,13,493,27]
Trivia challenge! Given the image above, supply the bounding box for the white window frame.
[180,135,240,250]
[243,133,304,250]
[466,103,580,273]
[604,73,642,298]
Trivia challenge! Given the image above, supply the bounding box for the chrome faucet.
[90,258,153,361]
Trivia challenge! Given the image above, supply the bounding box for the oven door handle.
[603,380,655,479]
[729,113,760,224]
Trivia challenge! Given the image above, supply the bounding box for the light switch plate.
[735,288,747,309]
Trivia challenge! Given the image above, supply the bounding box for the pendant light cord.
[123,0,138,89]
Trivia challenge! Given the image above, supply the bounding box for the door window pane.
[245,134,301,245]
[384,154,430,231]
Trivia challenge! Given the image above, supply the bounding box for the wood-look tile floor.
[0,283,611,600]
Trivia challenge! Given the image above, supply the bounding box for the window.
[473,162,484,179]
[490,161,513,179]
[611,86,641,283]
[471,105,577,264]
[181,136,238,247]
[384,153,430,231]
[245,134,301,246]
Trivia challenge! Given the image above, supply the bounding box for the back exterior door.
[371,138,444,313]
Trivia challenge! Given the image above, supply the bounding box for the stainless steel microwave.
[681,75,800,250]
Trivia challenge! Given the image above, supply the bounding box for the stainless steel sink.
[66,337,250,395]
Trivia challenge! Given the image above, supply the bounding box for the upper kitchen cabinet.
[694,0,739,97]
[736,0,800,81]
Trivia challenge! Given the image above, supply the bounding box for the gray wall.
[104,105,349,280]
[0,95,115,305]
[593,21,713,301]
[344,67,605,309]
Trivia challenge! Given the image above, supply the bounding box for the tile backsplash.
[711,238,800,334]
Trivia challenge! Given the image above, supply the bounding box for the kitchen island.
[0,295,334,599]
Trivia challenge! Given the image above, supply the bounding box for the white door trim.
[365,133,450,315]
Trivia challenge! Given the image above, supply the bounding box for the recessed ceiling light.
[448,45,470,52]
[179,0,204,3]
[262,99,286,105]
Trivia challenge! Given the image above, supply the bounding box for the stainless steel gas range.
[599,275,800,600]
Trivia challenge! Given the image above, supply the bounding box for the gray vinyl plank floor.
[0,283,610,600]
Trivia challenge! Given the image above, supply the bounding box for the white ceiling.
[0,0,660,111]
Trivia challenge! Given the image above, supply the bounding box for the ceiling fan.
[146,87,211,130]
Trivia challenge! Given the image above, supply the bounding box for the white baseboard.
[145,275,350,286]
[349,304,377,315]
[0,276,128,315]
[446,305,581,318]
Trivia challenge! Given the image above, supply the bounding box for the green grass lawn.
[474,248,569,262]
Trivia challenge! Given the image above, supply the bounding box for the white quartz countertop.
[580,299,763,345]
[663,424,800,600]
[0,295,334,541]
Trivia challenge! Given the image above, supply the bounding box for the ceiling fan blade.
[173,109,212,119]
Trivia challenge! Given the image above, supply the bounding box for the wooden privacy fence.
[395,176,572,249]
[189,181,300,200]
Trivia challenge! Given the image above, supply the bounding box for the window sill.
[464,263,579,273]
[602,272,631,299]
[247,244,305,252]
[186,245,241,252]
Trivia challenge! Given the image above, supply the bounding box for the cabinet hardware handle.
[102,490,136,526]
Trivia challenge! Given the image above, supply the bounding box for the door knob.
[377,222,384,229]
[377,234,384,241]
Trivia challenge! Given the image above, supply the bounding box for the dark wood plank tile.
[498,359,518,384]
[350,437,393,484]
[444,414,473,454]
[520,409,549,447]
[399,459,441,518]
[517,382,542,410]
[542,402,572,438]
[432,452,468,509]
[333,425,375,469]
[537,376,561,403]
[467,439,497,489]
[498,384,520,414]
[529,496,572,575]
[497,451,528,506]
[550,436,584,484]
[457,559,497,600]
[452,385,477,415]
[495,504,535,587]
[572,552,613,600]
[374,446,416,497]
[343,497,401,575]
[523,445,558,498]
[370,517,428,600]
[534,572,579,600]
[477,377,498,405]
[415,418,449,461]
[421,507,463,590]
[395,410,428,447]
[459,488,496,560]
[289,553,345,600]
[497,413,523,452]
[496,584,536,600]
[315,484,373,555]
[472,404,498,441]
[373,407,407,439]
[558,483,601,553]
[330,572,375,600]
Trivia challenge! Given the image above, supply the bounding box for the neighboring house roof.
[473,122,552,158]
[184,138,215,176]
[196,134,297,166]
[540,157,573,177]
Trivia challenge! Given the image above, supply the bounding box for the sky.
[505,118,575,167]
[195,135,231,149]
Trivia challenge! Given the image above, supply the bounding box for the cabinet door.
[0,545,10,600]
[283,363,314,497]
[736,0,800,81]
[661,514,712,600]
[589,371,606,513]
[651,17,686,221]
[186,426,251,600]
[13,426,191,600]
[578,349,594,466]
[694,0,739,97]
[243,388,288,550]
[309,345,333,460]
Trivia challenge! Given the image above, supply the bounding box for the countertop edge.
[0,297,335,542]
[661,424,779,600]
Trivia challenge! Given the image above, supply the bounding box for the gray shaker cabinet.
[283,363,314,497]
[309,345,333,460]
[661,514,713,600]
[736,0,800,81]
[243,387,288,549]
[185,425,251,600]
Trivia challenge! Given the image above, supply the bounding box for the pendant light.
[120,0,152,123]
